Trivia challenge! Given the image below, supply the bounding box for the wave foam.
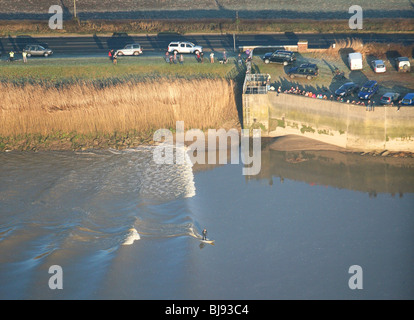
[122,228,140,245]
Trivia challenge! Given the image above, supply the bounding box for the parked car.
[395,57,410,72]
[167,42,202,55]
[372,60,386,73]
[401,93,414,106]
[335,82,359,97]
[287,63,319,79]
[115,44,142,56]
[358,80,379,100]
[23,44,53,57]
[380,92,400,105]
[262,50,296,65]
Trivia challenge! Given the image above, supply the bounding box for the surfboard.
[200,239,215,245]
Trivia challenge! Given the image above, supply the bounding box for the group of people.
[279,85,377,109]
[163,50,231,64]
[3,50,27,63]
[165,51,185,64]
[281,86,331,100]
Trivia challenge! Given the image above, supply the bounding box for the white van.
[348,52,363,70]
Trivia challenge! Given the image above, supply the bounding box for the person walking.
[179,54,184,65]
[22,51,27,63]
[223,51,227,64]
[112,51,118,65]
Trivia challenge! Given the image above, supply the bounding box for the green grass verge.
[0,55,242,85]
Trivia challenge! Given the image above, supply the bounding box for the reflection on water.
[247,148,414,195]
[0,146,413,299]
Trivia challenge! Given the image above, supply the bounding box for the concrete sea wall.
[243,92,414,152]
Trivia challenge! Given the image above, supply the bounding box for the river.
[0,146,413,299]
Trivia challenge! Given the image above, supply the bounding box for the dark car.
[262,50,296,65]
[379,92,400,105]
[287,63,319,79]
[23,44,53,57]
[335,82,359,97]
[358,80,379,100]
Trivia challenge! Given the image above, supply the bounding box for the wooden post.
[74,0,77,18]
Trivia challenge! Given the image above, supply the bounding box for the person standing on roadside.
[9,50,15,62]
[179,54,184,65]
[210,52,214,63]
[223,51,227,64]
[22,51,27,63]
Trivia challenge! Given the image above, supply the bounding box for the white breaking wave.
[138,145,196,200]
[122,228,140,245]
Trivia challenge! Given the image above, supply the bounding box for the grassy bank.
[1,18,413,36]
[0,57,244,151]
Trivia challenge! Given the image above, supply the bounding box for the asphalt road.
[1,33,413,56]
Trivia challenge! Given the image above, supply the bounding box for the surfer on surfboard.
[202,228,207,241]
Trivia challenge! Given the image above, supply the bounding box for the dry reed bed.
[325,38,414,59]
[0,79,238,138]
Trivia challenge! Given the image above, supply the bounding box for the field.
[0,56,243,151]
[0,0,411,19]
[0,0,412,35]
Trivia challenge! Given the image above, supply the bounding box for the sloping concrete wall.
[243,92,414,152]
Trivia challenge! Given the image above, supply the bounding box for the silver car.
[115,44,142,56]
[23,44,53,57]
[380,92,400,105]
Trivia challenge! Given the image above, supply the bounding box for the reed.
[0,79,239,139]
[325,38,414,59]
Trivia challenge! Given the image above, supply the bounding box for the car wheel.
[27,53,31,57]
[306,75,312,80]
[118,52,124,56]
[173,50,178,55]
[289,74,295,79]
[264,59,270,64]
[283,61,288,66]
[195,50,200,55]
[133,51,139,56]
[44,53,49,57]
